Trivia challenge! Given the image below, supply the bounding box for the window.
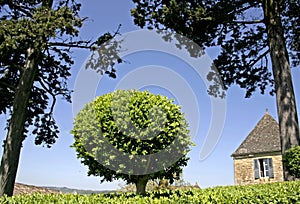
[254,158,274,179]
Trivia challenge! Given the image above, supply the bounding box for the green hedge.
[283,146,300,179]
[1,181,300,204]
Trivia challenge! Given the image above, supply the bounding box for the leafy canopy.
[0,1,82,146]
[71,90,193,185]
[0,0,119,147]
[283,146,300,179]
[131,0,300,97]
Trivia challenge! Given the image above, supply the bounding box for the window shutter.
[254,159,259,179]
[268,158,274,178]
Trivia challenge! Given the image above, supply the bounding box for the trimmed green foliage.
[2,181,300,203]
[71,90,193,194]
[283,146,300,178]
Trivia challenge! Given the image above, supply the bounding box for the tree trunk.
[135,175,149,195]
[263,0,300,180]
[0,48,38,196]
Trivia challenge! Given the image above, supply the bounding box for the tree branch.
[42,0,53,8]
[233,19,265,25]
[39,77,71,116]
[249,49,270,67]
[38,78,57,115]
[90,24,122,47]
[230,2,260,15]
[6,2,33,18]
[48,42,92,49]
[49,24,122,49]
[0,81,16,91]
[111,24,122,39]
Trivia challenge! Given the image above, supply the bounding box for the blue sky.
[0,0,299,190]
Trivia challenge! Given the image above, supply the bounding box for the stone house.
[231,110,284,185]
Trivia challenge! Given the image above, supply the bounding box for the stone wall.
[233,153,284,185]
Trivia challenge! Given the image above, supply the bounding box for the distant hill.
[13,183,60,195]
[13,183,116,195]
[42,186,116,194]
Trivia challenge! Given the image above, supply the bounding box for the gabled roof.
[232,110,281,157]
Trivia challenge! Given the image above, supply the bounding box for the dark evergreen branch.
[0,81,16,91]
[233,19,265,25]
[230,2,260,15]
[49,94,56,116]
[90,24,122,47]
[111,24,122,38]
[48,42,92,49]
[50,24,121,49]
[38,77,67,97]
[38,78,56,115]
[6,2,33,18]
[249,49,270,67]
[265,54,269,70]
[4,62,24,73]
[42,0,53,8]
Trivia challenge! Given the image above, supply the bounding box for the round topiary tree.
[283,146,300,179]
[71,89,193,195]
